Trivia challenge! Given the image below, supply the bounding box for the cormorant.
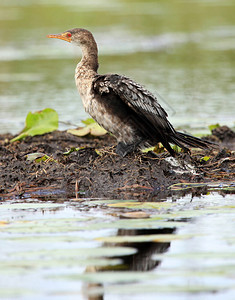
[47,28,213,157]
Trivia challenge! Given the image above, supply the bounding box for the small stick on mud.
[75,179,79,199]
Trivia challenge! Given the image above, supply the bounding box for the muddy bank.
[0,126,234,200]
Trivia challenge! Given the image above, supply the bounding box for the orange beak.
[47,32,72,43]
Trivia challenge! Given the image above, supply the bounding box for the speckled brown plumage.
[47,28,214,157]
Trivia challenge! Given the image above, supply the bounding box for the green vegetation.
[10,108,58,142]
[67,118,107,137]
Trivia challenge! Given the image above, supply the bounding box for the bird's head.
[47,28,95,47]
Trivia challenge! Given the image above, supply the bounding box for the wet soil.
[0,126,234,200]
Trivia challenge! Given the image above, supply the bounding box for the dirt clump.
[0,127,234,200]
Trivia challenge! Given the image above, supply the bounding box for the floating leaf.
[80,219,185,231]
[88,199,137,206]
[0,257,121,270]
[13,247,137,260]
[108,201,176,210]
[54,271,154,284]
[67,118,107,137]
[119,212,150,219]
[0,203,65,210]
[220,186,235,192]
[10,108,58,142]
[0,288,32,299]
[153,251,235,261]
[0,217,88,234]
[87,281,232,296]
[169,182,207,191]
[96,234,192,243]
[4,235,84,243]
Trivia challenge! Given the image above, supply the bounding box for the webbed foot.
[116,141,140,157]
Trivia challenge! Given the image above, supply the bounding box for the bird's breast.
[75,65,95,111]
[75,67,139,143]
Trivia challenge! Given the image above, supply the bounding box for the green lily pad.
[12,247,137,260]
[0,217,90,234]
[52,271,154,284]
[169,182,207,191]
[153,252,235,261]
[10,108,58,142]
[0,203,65,210]
[0,288,32,298]
[3,235,84,243]
[0,257,122,271]
[108,201,177,210]
[87,282,232,296]
[80,219,186,231]
[96,234,192,243]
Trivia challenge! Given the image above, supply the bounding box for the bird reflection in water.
[84,227,175,300]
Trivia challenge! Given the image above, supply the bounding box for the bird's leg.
[116,140,142,157]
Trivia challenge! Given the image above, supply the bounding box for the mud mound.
[0,127,234,200]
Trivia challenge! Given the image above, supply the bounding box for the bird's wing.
[93,74,175,134]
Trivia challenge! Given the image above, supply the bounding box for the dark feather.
[93,74,215,156]
[93,74,172,130]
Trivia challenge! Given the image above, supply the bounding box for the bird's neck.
[77,43,99,74]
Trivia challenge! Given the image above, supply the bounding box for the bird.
[47,28,213,157]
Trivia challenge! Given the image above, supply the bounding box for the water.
[0,0,234,134]
[0,192,235,299]
[0,1,235,299]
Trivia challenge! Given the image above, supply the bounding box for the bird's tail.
[168,131,216,155]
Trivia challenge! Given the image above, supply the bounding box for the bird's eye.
[67,32,72,37]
